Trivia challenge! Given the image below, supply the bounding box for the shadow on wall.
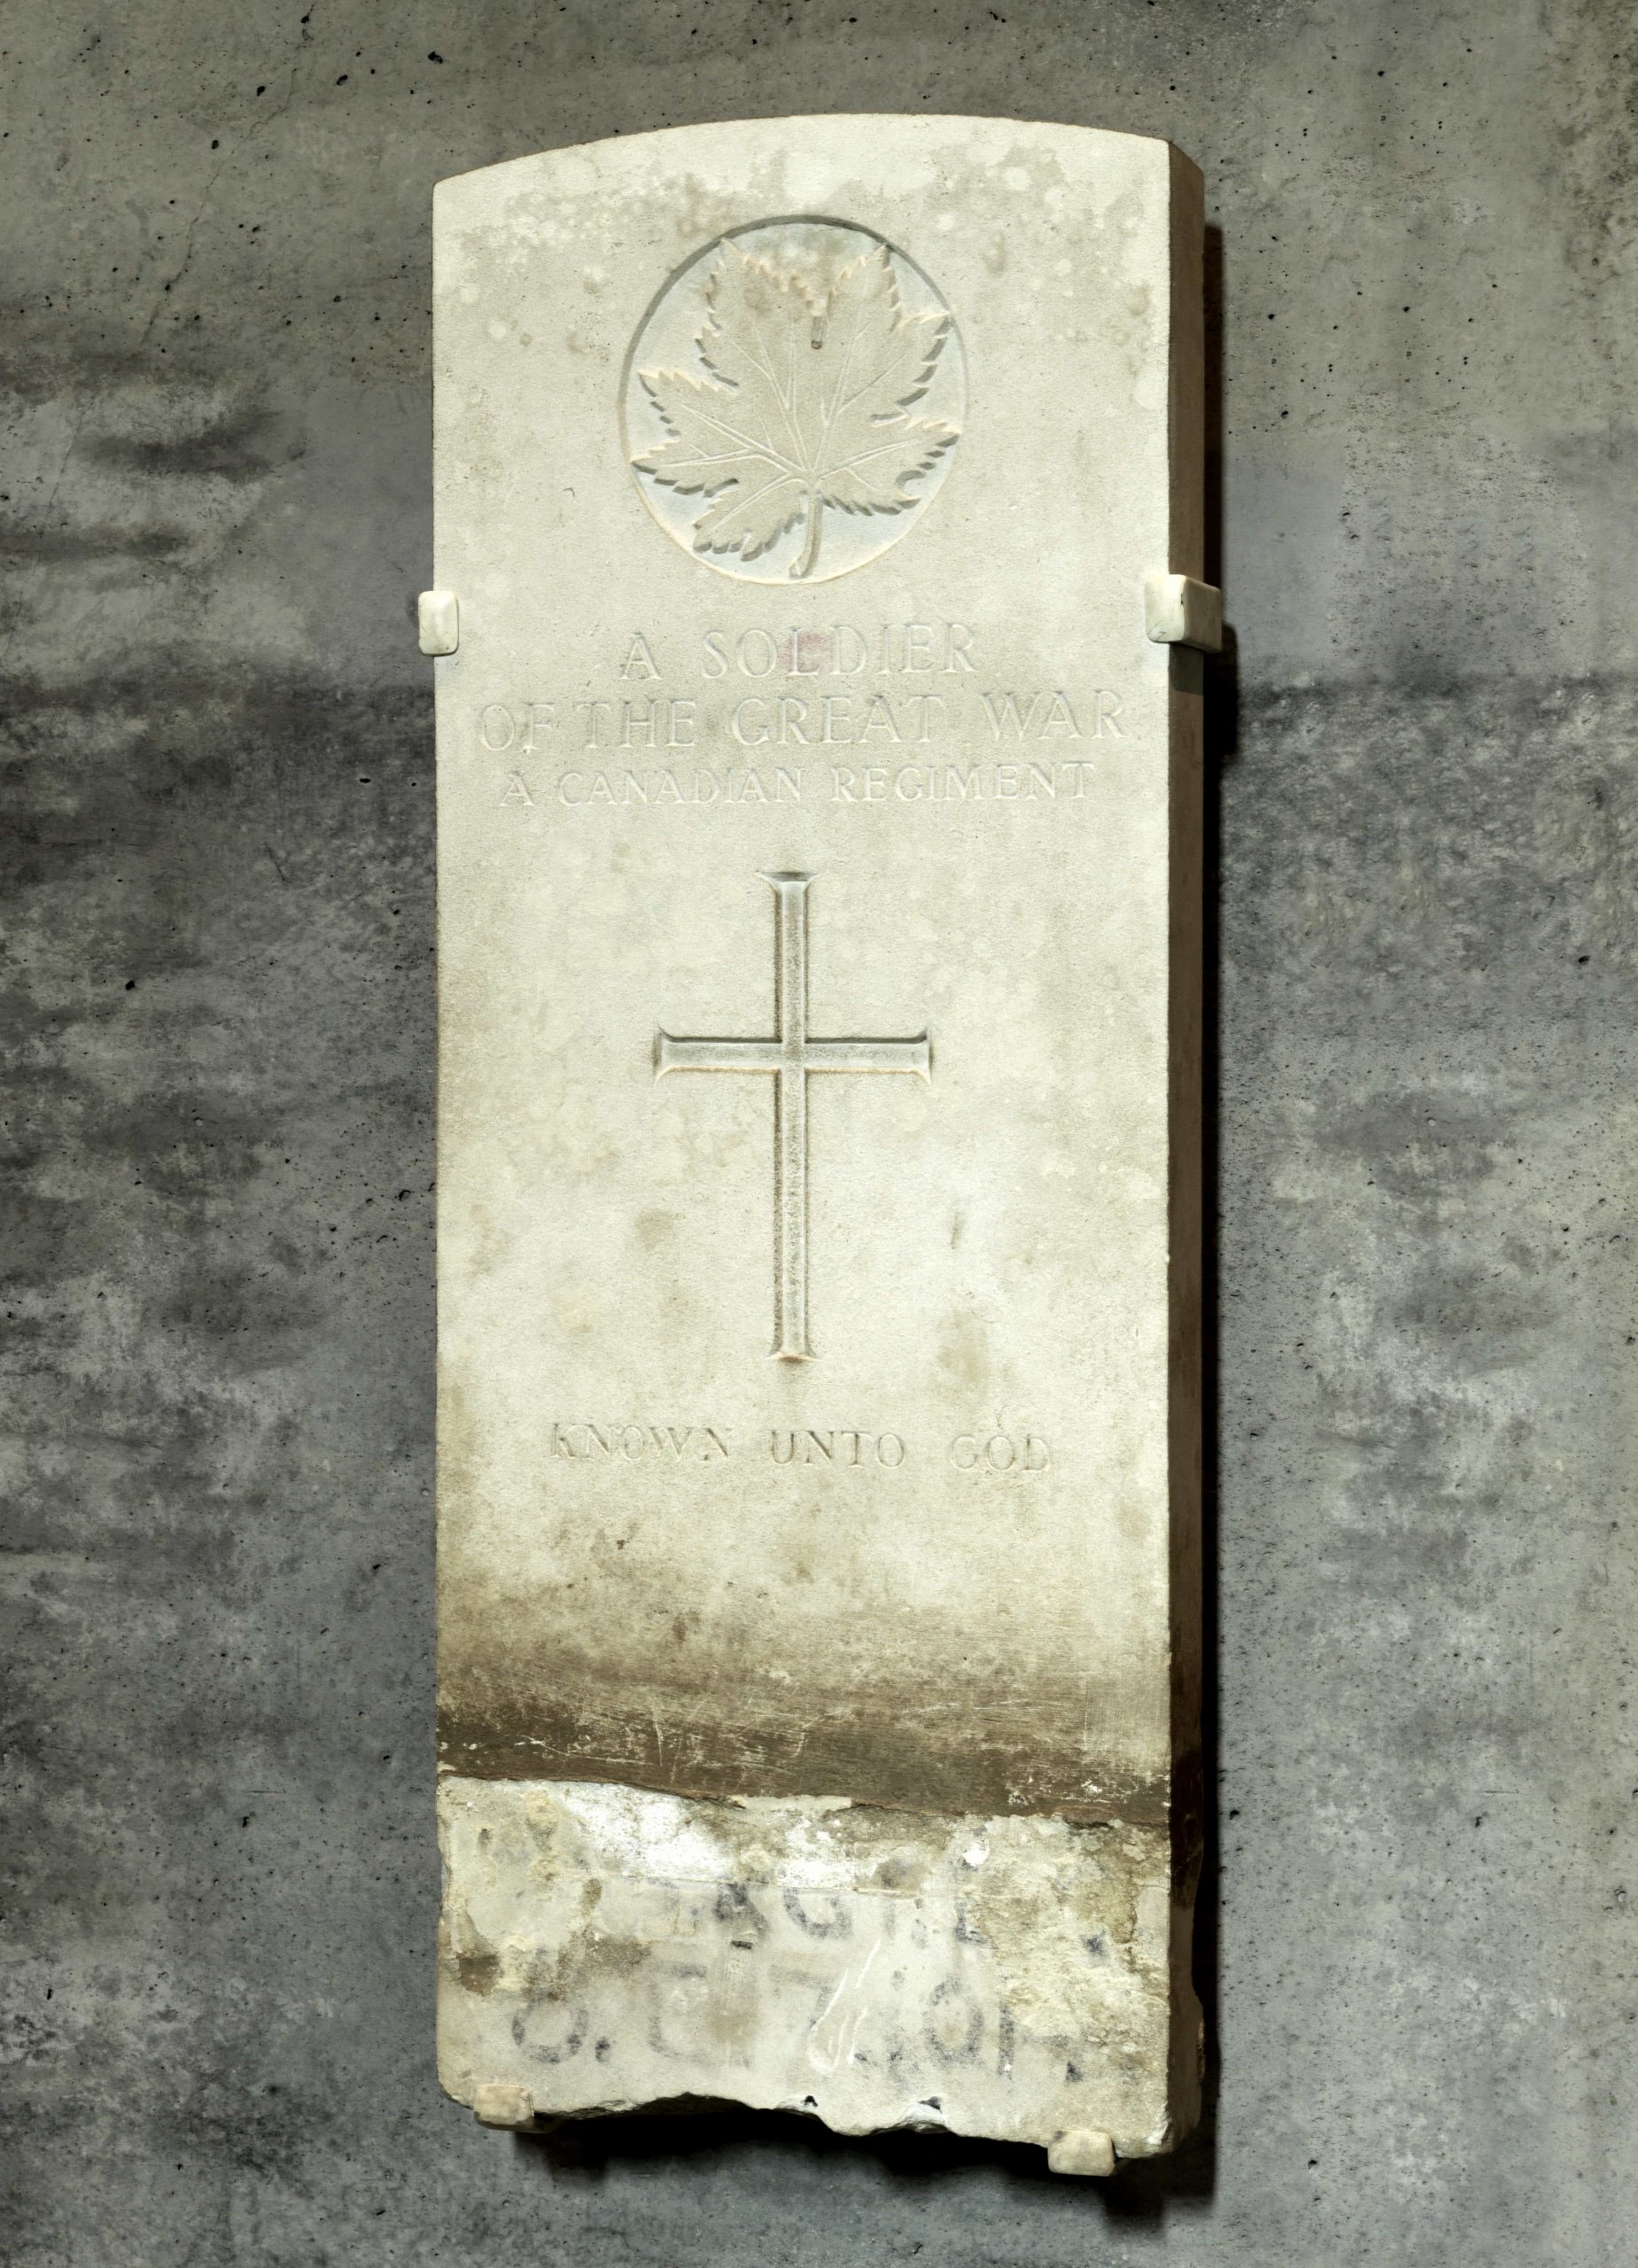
[515,2094,1215,2219]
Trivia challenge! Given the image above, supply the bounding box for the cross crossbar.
[655,871,931,1359]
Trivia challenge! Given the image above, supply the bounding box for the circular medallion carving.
[622,219,965,585]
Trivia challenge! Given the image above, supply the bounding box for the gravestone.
[430,114,1208,2171]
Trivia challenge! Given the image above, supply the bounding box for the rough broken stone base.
[438,1777,1200,2167]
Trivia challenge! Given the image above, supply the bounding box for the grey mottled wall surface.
[3,4,1634,2262]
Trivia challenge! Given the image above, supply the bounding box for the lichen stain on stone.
[454,1946,501,1996]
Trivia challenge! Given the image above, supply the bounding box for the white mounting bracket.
[418,589,460,656]
[1144,572,1223,654]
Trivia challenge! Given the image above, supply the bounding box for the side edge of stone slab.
[438,1775,1201,2165]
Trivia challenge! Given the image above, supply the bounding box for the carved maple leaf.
[633,242,958,579]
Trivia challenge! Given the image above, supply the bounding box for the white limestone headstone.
[431,115,1207,2169]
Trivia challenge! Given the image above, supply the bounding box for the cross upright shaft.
[655,871,930,1359]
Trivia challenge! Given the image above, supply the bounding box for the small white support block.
[1144,571,1222,653]
[470,2081,535,2129]
[418,589,460,656]
[1047,2128,1118,2179]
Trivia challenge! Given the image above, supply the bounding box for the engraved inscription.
[951,1433,1051,1472]
[519,758,1110,809]
[701,623,978,676]
[770,1427,907,1466]
[829,759,1098,801]
[624,221,965,585]
[480,618,1130,816]
[655,873,929,1360]
[550,1423,732,1461]
[543,1423,1051,1471]
[556,765,803,807]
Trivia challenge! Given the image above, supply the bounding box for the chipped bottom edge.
[438,1775,1200,2167]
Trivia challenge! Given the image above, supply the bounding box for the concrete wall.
[4,4,1632,2261]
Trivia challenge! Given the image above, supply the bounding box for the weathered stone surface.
[433,113,1204,2163]
[439,1778,1185,2155]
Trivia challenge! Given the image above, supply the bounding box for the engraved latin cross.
[655,873,930,1359]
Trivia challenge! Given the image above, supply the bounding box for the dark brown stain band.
[436,1689,1184,1832]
